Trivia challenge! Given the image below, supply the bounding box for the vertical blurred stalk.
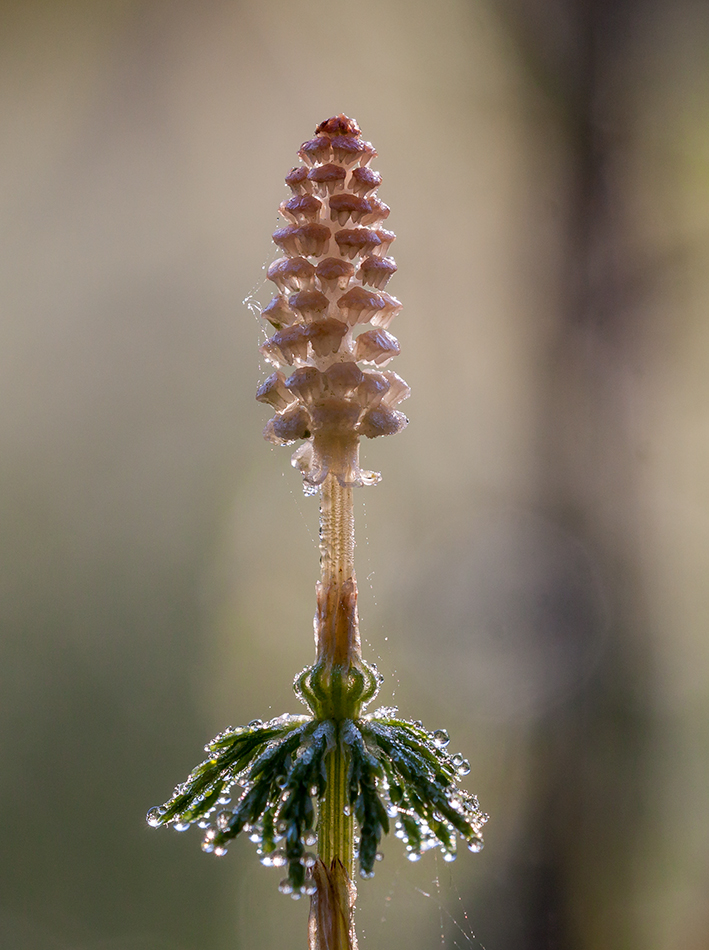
[491,1,651,948]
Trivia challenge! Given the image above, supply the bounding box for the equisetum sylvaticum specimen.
[148,115,487,950]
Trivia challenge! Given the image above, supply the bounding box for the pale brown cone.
[257,115,409,488]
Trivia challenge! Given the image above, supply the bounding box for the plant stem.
[313,472,359,948]
[318,729,355,877]
[319,473,355,591]
[317,472,357,873]
[315,473,361,672]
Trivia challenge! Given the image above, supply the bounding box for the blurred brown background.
[2,1,709,948]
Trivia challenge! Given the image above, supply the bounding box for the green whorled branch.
[147,679,487,896]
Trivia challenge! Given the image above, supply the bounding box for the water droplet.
[304,882,317,896]
[146,807,162,828]
[217,794,232,805]
[413,720,423,728]
[451,753,464,768]
[173,821,190,832]
[432,729,450,748]
[217,810,232,831]
[249,831,262,843]
[442,851,457,863]
[375,852,384,862]
[278,879,293,895]
[275,774,288,789]
[197,818,211,829]
[343,805,351,817]
[214,845,228,857]
[467,839,483,853]
[360,869,375,879]
[386,803,398,818]
[271,849,287,868]
[406,851,422,862]
[309,786,319,797]
[457,759,471,776]
[303,852,317,868]
[304,831,317,847]
[204,827,217,841]
[290,891,302,900]
[248,719,263,729]
[201,839,214,853]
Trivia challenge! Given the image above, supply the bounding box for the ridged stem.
[318,733,355,877]
[312,474,358,950]
[319,474,355,592]
[315,474,361,670]
[317,473,356,869]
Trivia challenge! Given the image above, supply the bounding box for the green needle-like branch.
[147,707,487,891]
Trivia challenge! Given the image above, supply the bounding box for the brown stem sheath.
[308,860,358,950]
[315,473,361,670]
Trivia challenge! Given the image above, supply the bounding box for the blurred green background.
[2,1,709,948]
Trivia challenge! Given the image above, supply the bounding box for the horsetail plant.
[148,115,487,950]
